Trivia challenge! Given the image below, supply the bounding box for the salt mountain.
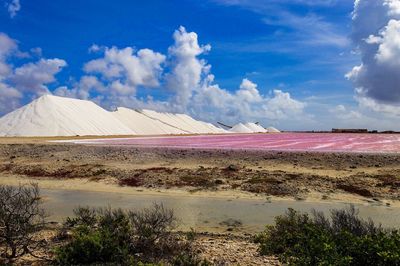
[0,95,279,136]
[0,95,228,136]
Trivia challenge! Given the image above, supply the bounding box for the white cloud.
[88,44,104,53]
[262,90,306,120]
[236,79,263,102]
[0,33,22,113]
[55,45,166,110]
[374,19,400,66]
[355,90,400,116]
[83,46,165,97]
[347,0,400,110]
[0,83,22,114]
[10,58,67,96]
[0,32,68,114]
[160,27,306,124]
[190,74,306,125]
[5,0,21,18]
[329,104,362,120]
[333,104,346,112]
[0,33,17,77]
[54,76,104,100]
[166,26,211,111]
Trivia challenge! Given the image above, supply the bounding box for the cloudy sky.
[1,0,400,130]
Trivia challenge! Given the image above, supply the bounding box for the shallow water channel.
[41,188,400,233]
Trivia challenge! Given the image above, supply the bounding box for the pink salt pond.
[70,133,400,153]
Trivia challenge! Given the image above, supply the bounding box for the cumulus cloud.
[84,46,165,90]
[10,58,67,96]
[2,27,307,127]
[236,79,263,102]
[166,26,211,111]
[54,76,104,100]
[347,0,400,113]
[0,33,22,113]
[55,46,166,110]
[329,104,362,120]
[191,74,306,124]
[82,46,165,102]
[0,83,21,114]
[0,32,67,114]
[0,33,17,77]
[159,27,306,124]
[5,0,21,18]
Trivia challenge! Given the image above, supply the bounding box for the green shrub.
[54,223,134,265]
[255,207,400,266]
[54,204,202,265]
[129,203,177,259]
[172,252,211,266]
[255,208,350,265]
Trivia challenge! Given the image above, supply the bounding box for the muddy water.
[41,189,400,233]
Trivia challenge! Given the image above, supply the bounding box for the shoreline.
[1,175,399,208]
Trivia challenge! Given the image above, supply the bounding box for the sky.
[1,0,400,130]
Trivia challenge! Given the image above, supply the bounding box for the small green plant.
[185,228,196,242]
[54,203,203,265]
[172,252,211,266]
[255,206,400,265]
[55,208,135,265]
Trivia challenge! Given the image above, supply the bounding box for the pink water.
[76,133,400,153]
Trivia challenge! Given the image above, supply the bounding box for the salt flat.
[69,133,400,153]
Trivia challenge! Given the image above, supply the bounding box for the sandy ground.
[0,139,399,203]
[2,229,280,266]
[0,137,399,265]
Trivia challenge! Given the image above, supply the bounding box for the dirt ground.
[0,140,399,202]
[1,227,280,266]
[0,138,399,265]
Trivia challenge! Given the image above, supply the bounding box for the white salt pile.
[0,95,279,137]
[229,123,255,133]
[0,95,134,136]
[244,122,267,133]
[0,95,227,137]
[112,107,186,135]
[266,126,281,133]
[229,122,272,133]
[139,109,225,134]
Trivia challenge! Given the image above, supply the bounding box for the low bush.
[172,252,211,266]
[55,213,134,265]
[255,206,400,265]
[54,203,204,265]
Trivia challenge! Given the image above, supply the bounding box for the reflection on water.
[42,189,400,233]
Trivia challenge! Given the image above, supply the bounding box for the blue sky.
[1,0,400,130]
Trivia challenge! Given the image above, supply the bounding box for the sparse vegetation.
[2,182,399,265]
[255,206,400,265]
[55,204,206,265]
[0,183,47,261]
[0,184,209,265]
